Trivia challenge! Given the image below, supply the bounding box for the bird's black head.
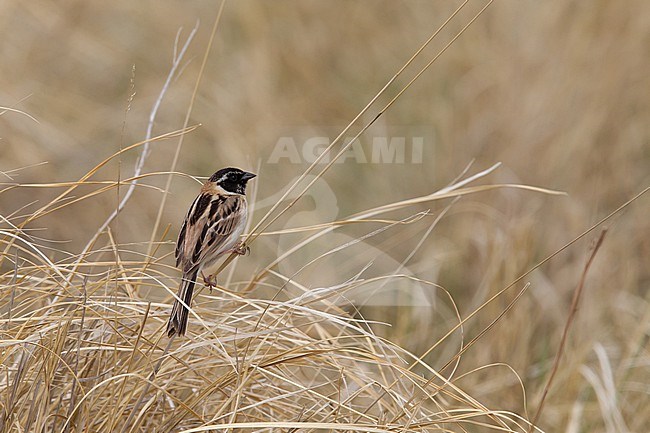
[209,167,256,194]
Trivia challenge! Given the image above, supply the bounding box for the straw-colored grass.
[1,153,572,432]
[1,2,649,433]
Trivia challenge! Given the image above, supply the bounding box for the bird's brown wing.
[175,192,246,273]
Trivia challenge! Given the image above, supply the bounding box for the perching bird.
[167,167,256,337]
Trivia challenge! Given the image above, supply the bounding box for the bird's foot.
[201,271,217,292]
[231,242,250,256]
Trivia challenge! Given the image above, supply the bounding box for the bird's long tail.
[167,269,199,337]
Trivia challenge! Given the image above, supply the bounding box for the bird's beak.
[241,172,256,181]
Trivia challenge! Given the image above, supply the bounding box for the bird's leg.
[200,244,249,293]
[201,271,217,292]
[226,241,250,256]
[235,242,250,256]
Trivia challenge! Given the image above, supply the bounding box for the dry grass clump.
[0,165,555,432]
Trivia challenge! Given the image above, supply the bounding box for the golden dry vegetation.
[1,1,649,432]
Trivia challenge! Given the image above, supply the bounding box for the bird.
[167,167,256,337]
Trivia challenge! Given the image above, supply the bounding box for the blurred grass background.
[1,1,649,432]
